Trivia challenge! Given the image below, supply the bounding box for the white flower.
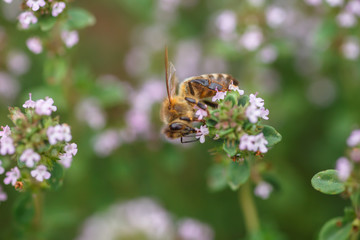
[20,148,41,168]
[195,106,208,120]
[304,0,322,6]
[64,143,78,156]
[215,10,237,35]
[0,125,11,138]
[245,104,262,123]
[336,11,357,28]
[47,124,72,145]
[254,181,273,199]
[0,136,15,155]
[177,218,214,240]
[228,81,244,95]
[325,0,343,7]
[239,134,255,151]
[31,165,51,182]
[0,160,4,175]
[35,97,57,116]
[26,0,46,11]
[252,133,268,153]
[239,27,263,51]
[249,93,264,107]
[23,93,36,108]
[347,0,360,16]
[59,153,73,168]
[61,30,79,48]
[259,107,269,120]
[18,11,38,29]
[266,6,286,28]
[26,37,43,54]
[336,157,352,181]
[195,125,209,144]
[347,129,360,147]
[212,89,227,102]
[3,0,13,4]
[341,38,360,60]
[52,2,66,17]
[3,167,20,186]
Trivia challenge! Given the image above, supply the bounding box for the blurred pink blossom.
[3,167,20,186]
[266,6,287,28]
[347,129,360,147]
[336,157,352,181]
[52,2,66,17]
[239,27,263,51]
[258,45,278,63]
[31,165,51,182]
[26,37,43,54]
[341,37,360,60]
[195,125,209,143]
[347,0,360,16]
[325,0,344,7]
[7,50,30,75]
[35,97,57,115]
[75,98,106,130]
[59,153,73,168]
[65,143,78,156]
[93,129,121,157]
[61,30,79,48]
[254,181,273,199]
[0,136,15,155]
[18,11,37,29]
[23,93,36,108]
[0,185,7,202]
[0,72,19,101]
[177,218,214,240]
[336,11,357,28]
[26,0,46,11]
[20,148,41,168]
[47,124,72,145]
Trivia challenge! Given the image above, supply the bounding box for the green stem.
[239,181,260,235]
[32,192,42,232]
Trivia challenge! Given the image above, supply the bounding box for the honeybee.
[160,47,239,142]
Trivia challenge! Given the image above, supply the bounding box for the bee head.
[163,122,196,139]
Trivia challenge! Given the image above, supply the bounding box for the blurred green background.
[1,0,360,239]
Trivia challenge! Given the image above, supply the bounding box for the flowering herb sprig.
[311,129,360,239]
[0,93,77,204]
[194,83,281,196]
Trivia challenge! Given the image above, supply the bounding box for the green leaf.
[224,92,238,107]
[223,140,238,156]
[13,193,35,226]
[65,8,96,30]
[238,95,249,107]
[43,57,68,85]
[227,161,250,191]
[39,17,57,31]
[206,118,218,128]
[311,170,345,195]
[207,164,228,192]
[49,163,64,191]
[319,217,352,240]
[262,125,282,148]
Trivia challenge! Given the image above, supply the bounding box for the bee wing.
[165,47,177,104]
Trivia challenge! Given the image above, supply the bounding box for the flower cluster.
[335,129,360,181]
[0,93,77,202]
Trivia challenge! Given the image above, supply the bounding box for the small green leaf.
[223,140,238,156]
[262,125,282,148]
[49,163,64,191]
[39,17,57,31]
[311,170,345,195]
[65,8,96,30]
[206,118,218,128]
[224,92,238,107]
[207,164,228,192]
[238,95,249,107]
[13,193,35,226]
[227,161,250,191]
[319,217,352,240]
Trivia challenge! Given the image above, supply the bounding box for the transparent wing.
[165,47,177,103]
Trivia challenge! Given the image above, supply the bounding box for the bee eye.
[170,123,183,130]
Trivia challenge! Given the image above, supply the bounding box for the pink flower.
[20,148,40,168]
[0,125,11,138]
[347,129,360,147]
[245,104,261,123]
[0,136,15,155]
[177,218,214,240]
[347,0,360,16]
[266,6,286,28]
[26,0,46,11]
[228,81,244,95]
[31,165,51,182]
[336,11,357,28]
[0,185,7,202]
[304,0,322,6]
[249,93,264,107]
[94,130,121,157]
[212,89,227,102]
[3,0,13,3]
[52,2,66,17]
[35,97,57,115]
[0,160,4,175]
[252,133,268,153]
[4,167,20,186]
[195,125,209,143]
[254,181,273,199]
[325,0,344,7]
[194,106,208,120]
[64,143,77,156]
[259,107,269,120]
[239,134,255,151]
[47,124,72,145]
[336,157,352,181]
[23,93,36,108]
[215,10,237,37]
[26,37,43,54]
[59,153,72,168]
[61,30,79,48]
[341,38,360,60]
[239,27,263,51]
[350,148,360,162]
[258,45,278,64]
[18,11,37,29]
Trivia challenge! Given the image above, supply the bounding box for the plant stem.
[239,181,260,235]
[32,192,42,232]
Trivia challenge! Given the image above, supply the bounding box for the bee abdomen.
[200,73,238,89]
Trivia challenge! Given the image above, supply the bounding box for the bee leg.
[202,100,218,108]
[188,81,195,96]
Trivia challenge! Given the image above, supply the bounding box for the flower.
[252,133,268,153]
[6,50,30,76]
[0,185,7,202]
[177,218,214,240]
[254,181,273,199]
[304,0,322,6]
[212,89,227,102]
[196,125,209,143]
[336,11,357,28]
[228,81,244,95]
[215,10,237,38]
[325,0,344,7]
[266,6,286,28]
[239,134,255,151]
[26,37,43,54]
[347,129,360,147]
[258,45,278,64]
[195,106,208,120]
[93,130,121,157]
[239,27,263,51]
[47,124,72,145]
[35,97,57,115]
[0,125,11,138]
[18,11,37,29]
[64,143,78,156]
[31,165,51,182]
[20,148,41,168]
[26,0,46,11]
[59,153,73,168]
[0,160,4,174]
[347,0,360,16]
[23,93,36,108]
[249,93,264,107]
[350,148,360,162]
[336,157,352,181]
[52,2,66,17]
[341,38,360,60]
[61,30,79,48]
[75,98,106,130]
[0,136,15,155]
[3,0,13,3]
[245,104,261,123]
[259,107,269,120]
[3,167,20,186]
